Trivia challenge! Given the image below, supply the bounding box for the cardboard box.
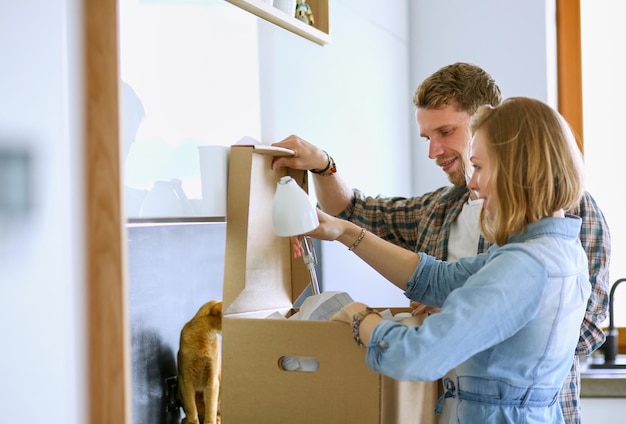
[222,145,438,423]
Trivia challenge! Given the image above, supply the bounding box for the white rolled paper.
[198,145,229,217]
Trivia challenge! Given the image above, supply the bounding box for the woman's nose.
[467,172,478,192]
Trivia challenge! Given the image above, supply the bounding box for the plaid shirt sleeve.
[570,191,611,356]
[335,189,423,250]
[335,187,465,254]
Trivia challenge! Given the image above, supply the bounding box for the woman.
[304,97,590,423]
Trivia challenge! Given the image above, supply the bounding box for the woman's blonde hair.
[470,97,585,245]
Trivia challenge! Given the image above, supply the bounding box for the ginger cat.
[177,300,222,424]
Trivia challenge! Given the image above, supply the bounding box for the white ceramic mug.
[139,179,193,218]
[197,145,229,217]
[273,0,296,17]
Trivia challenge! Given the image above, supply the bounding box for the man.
[271,62,610,424]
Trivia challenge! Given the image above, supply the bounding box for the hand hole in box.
[278,356,319,372]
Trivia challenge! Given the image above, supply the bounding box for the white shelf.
[225,0,330,45]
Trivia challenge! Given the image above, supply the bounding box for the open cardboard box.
[221,145,437,423]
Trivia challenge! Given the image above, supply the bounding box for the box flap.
[223,145,313,316]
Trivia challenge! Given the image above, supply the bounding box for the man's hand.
[410,301,441,316]
[271,135,328,171]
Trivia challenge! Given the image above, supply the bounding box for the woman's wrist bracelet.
[309,150,337,176]
[348,228,366,251]
[352,307,380,347]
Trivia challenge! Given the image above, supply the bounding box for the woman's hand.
[291,209,348,259]
[305,209,346,241]
[330,302,369,324]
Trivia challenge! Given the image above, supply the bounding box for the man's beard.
[447,166,467,186]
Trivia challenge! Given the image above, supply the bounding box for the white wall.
[0,1,86,423]
[259,0,414,305]
[259,0,413,199]
[409,0,556,196]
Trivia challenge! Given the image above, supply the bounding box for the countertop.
[580,354,626,398]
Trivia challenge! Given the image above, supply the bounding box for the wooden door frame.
[556,0,584,153]
[84,0,130,422]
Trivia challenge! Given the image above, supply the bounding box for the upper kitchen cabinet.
[119,0,261,221]
[119,0,329,222]
[225,0,330,45]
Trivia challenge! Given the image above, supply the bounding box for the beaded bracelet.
[348,228,366,251]
[309,150,337,177]
[352,307,380,347]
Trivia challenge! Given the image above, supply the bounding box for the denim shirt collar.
[506,215,582,245]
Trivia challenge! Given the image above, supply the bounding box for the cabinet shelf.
[225,0,330,45]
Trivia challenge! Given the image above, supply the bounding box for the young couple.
[271,63,611,424]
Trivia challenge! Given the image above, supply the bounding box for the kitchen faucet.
[587,278,626,370]
[603,277,626,363]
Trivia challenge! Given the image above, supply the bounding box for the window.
[580,1,626,326]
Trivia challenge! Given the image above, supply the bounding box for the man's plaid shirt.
[338,184,611,424]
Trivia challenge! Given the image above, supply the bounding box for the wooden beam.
[84,0,130,422]
[556,0,584,153]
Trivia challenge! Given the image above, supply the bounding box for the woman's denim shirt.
[367,216,590,422]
